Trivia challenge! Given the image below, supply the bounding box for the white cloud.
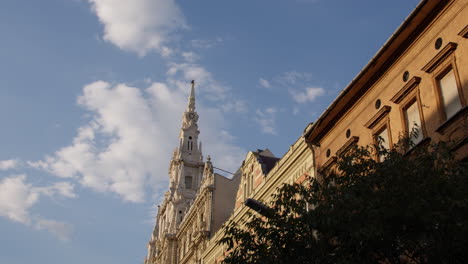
[88,0,186,56]
[145,80,246,174]
[0,174,39,224]
[258,78,271,89]
[221,100,248,113]
[0,174,74,240]
[32,81,165,202]
[255,107,278,135]
[36,182,77,199]
[166,63,230,101]
[290,87,325,103]
[0,159,18,170]
[181,51,200,63]
[191,37,223,49]
[276,71,313,85]
[31,78,245,203]
[35,219,73,241]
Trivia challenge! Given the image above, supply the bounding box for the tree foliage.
[219,139,468,264]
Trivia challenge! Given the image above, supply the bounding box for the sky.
[0,0,420,263]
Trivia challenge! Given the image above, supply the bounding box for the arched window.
[188,136,193,151]
[185,176,192,189]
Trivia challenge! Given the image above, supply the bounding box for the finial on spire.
[187,80,196,111]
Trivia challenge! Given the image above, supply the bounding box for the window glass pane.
[439,69,461,119]
[377,127,390,150]
[376,127,390,161]
[405,101,423,144]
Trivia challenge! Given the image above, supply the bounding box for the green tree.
[219,139,468,264]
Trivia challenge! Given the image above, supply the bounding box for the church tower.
[146,81,205,264]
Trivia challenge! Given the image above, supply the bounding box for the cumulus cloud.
[31,78,245,203]
[0,174,39,224]
[167,63,230,101]
[258,78,271,89]
[290,87,325,103]
[31,81,166,202]
[0,159,18,170]
[0,174,74,240]
[88,0,186,56]
[255,107,278,135]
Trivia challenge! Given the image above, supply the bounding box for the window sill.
[405,137,431,156]
[435,106,468,134]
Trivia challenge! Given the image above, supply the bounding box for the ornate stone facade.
[202,137,314,264]
[145,82,241,264]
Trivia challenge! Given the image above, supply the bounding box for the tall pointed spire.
[187,80,196,111]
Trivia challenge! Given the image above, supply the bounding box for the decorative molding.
[390,76,421,103]
[421,42,457,73]
[458,25,468,38]
[336,136,360,157]
[365,106,392,129]
[318,156,337,174]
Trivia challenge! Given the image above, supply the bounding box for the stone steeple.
[167,80,203,196]
[147,81,206,264]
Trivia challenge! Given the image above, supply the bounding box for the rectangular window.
[375,127,390,161]
[376,127,390,150]
[185,176,192,189]
[404,100,423,145]
[437,68,462,119]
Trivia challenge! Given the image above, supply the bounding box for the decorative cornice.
[336,136,359,157]
[318,156,337,174]
[365,106,391,129]
[458,25,468,38]
[421,42,457,73]
[390,76,421,104]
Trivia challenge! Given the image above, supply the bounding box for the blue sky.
[0,0,420,263]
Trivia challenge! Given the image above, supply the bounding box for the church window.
[185,176,193,189]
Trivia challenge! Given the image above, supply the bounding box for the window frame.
[373,119,393,161]
[390,76,427,144]
[431,57,465,123]
[400,94,426,144]
[365,105,392,161]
